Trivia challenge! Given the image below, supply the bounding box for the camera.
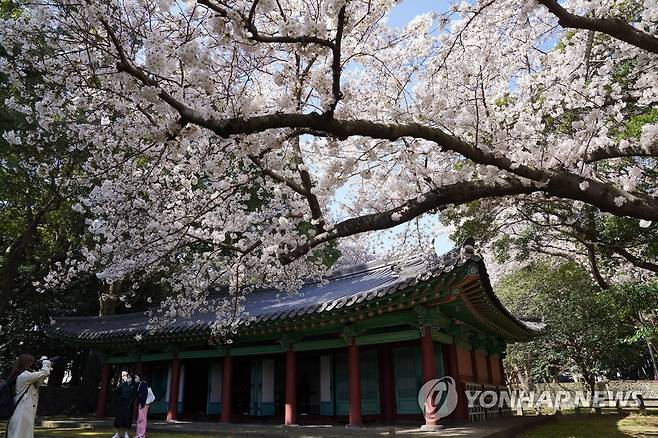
[32,356,63,371]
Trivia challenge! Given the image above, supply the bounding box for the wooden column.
[420,326,440,429]
[95,363,110,418]
[347,338,362,427]
[470,350,479,383]
[498,357,506,385]
[220,355,233,423]
[284,349,297,425]
[485,355,493,384]
[444,343,468,422]
[379,346,395,422]
[166,356,180,422]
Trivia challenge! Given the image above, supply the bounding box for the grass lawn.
[519,412,658,437]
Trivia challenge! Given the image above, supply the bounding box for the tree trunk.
[98,281,122,316]
[647,341,658,381]
[0,217,39,313]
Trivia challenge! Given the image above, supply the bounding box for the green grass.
[520,412,658,437]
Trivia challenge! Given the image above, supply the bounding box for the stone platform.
[35,416,552,437]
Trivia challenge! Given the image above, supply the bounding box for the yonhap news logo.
[417,376,458,421]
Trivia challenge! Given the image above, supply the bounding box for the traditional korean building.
[47,240,540,427]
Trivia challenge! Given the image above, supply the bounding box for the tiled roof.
[47,240,541,344]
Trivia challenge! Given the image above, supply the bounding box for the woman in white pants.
[7,354,52,438]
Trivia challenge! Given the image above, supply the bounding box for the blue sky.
[387,0,452,28]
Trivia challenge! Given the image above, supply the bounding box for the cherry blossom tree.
[1,0,657,329]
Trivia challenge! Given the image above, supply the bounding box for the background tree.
[498,261,656,394]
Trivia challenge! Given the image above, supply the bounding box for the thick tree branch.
[604,245,658,274]
[585,143,658,163]
[327,4,346,116]
[101,20,658,222]
[537,0,658,54]
[280,178,537,263]
[585,243,609,289]
[187,112,658,221]
[288,136,324,227]
[198,0,336,49]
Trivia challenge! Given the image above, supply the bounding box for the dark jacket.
[117,380,136,401]
[136,381,148,408]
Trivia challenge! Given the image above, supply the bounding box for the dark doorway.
[183,360,209,415]
[232,357,252,416]
[297,354,321,416]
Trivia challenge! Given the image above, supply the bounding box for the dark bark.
[585,243,609,290]
[0,197,59,314]
[98,281,122,316]
[538,0,658,54]
[609,246,658,274]
[97,13,658,265]
[280,178,537,263]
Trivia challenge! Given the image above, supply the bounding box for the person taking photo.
[6,354,52,438]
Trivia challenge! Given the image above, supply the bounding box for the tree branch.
[100,19,658,222]
[585,242,609,289]
[280,178,537,263]
[585,143,658,163]
[327,4,346,116]
[198,0,336,49]
[537,0,658,54]
[247,154,309,196]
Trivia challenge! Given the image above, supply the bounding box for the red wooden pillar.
[420,326,440,429]
[379,346,395,422]
[470,350,479,383]
[96,363,110,418]
[284,349,297,425]
[444,343,468,422]
[220,355,232,423]
[347,338,362,427]
[485,355,493,384]
[166,356,180,422]
[498,357,506,385]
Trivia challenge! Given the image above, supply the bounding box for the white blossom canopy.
[2,0,657,328]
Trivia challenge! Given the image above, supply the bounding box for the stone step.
[39,420,92,429]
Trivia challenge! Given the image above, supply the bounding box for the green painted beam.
[178,349,226,359]
[293,338,346,352]
[108,354,138,364]
[140,352,174,362]
[230,344,284,356]
[357,329,420,346]
[431,330,453,345]
[353,310,416,331]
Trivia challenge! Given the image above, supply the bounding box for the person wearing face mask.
[112,371,136,438]
[133,373,152,438]
[6,354,52,438]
